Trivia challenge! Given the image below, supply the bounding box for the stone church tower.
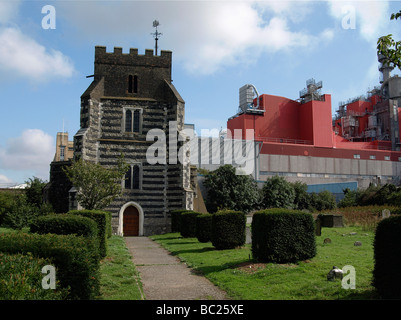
[72,46,195,236]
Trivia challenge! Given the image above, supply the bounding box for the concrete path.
[125,237,228,300]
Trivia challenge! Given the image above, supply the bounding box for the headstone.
[320,214,344,227]
[323,238,332,244]
[382,209,391,219]
[315,217,322,236]
[354,241,362,246]
[246,226,252,244]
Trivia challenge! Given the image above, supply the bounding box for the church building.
[48,46,197,236]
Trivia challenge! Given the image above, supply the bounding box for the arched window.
[125,109,132,132]
[124,164,141,190]
[128,75,133,93]
[124,168,131,189]
[128,75,138,94]
[133,75,138,93]
[132,165,140,189]
[133,110,140,133]
[124,108,142,133]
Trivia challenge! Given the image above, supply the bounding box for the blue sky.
[0,0,400,186]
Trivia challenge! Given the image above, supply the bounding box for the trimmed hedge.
[180,211,202,238]
[373,215,401,298]
[212,210,246,250]
[0,232,100,300]
[196,213,213,243]
[30,214,98,240]
[251,208,316,263]
[68,210,111,258]
[0,252,69,300]
[170,209,190,233]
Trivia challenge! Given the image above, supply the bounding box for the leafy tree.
[261,176,295,209]
[309,190,336,212]
[63,156,129,210]
[3,193,52,229]
[377,10,401,70]
[0,191,18,225]
[291,181,311,210]
[373,183,397,205]
[338,188,358,208]
[203,164,260,213]
[387,188,401,206]
[1,176,53,229]
[25,177,47,207]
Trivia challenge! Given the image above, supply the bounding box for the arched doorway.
[118,202,144,236]
[123,206,139,236]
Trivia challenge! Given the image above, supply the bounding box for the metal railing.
[257,137,312,145]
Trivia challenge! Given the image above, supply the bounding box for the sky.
[0,0,400,186]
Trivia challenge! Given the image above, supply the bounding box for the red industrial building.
[227,54,401,191]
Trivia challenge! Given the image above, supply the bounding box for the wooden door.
[123,206,139,236]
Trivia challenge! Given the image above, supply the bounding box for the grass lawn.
[98,235,144,300]
[151,226,380,300]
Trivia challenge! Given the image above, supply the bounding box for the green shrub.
[180,211,202,238]
[196,214,213,243]
[211,210,246,250]
[30,214,98,240]
[2,193,52,230]
[261,176,295,209]
[373,215,401,298]
[252,208,316,263]
[170,209,190,233]
[0,191,18,226]
[309,190,336,211]
[0,252,69,300]
[68,210,111,258]
[203,164,260,214]
[0,232,100,300]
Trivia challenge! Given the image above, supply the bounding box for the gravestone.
[320,214,343,228]
[323,238,332,244]
[382,209,391,219]
[315,217,322,236]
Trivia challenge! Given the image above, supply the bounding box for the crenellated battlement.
[94,46,172,67]
[92,45,172,98]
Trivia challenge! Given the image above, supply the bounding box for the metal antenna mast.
[151,20,162,56]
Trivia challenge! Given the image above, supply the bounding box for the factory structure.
[226,53,401,194]
[46,43,401,233]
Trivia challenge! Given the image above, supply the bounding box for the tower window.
[128,75,138,94]
[60,146,65,161]
[133,110,140,132]
[125,109,132,132]
[124,108,142,133]
[124,164,141,190]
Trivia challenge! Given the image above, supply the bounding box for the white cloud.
[0,0,21,25]
[59,1,332,75]
[0,27,75,82]
[0,174,13,185]
[0,129,54,180]
[327,0,390,42]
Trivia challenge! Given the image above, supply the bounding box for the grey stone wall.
[259,153,401,188]
[72,46,194,235]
